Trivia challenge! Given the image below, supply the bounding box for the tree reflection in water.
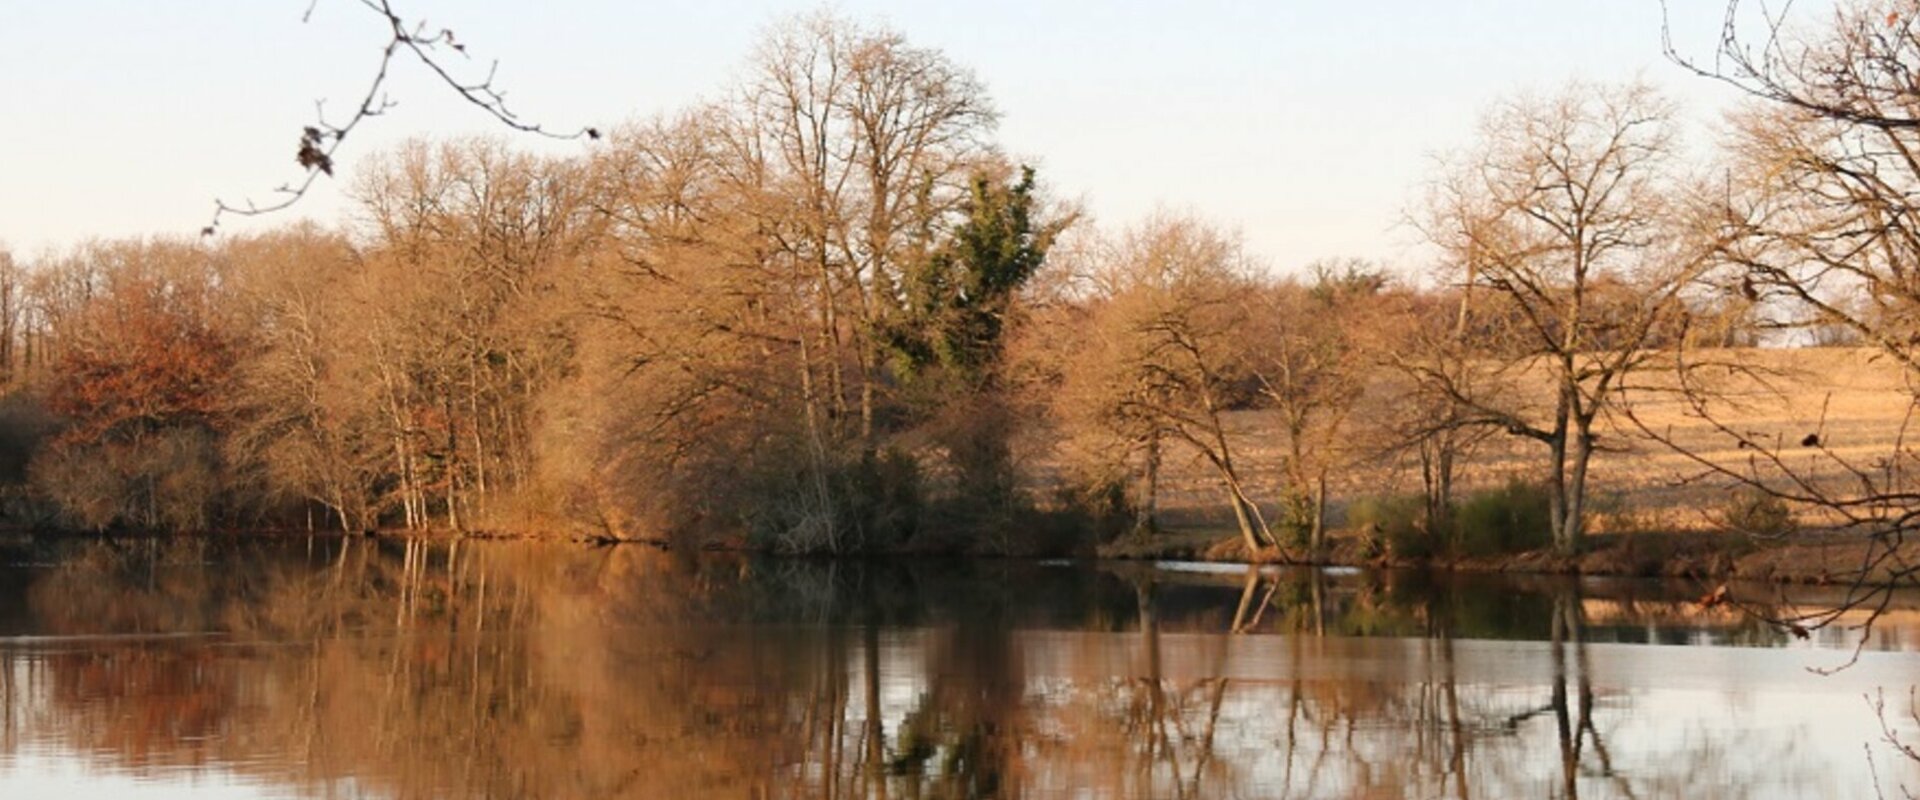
[0,540,1912,798]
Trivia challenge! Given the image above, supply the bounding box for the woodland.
[6,5,1920,574]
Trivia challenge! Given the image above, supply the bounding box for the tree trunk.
[1559,425,1594,556]
[816,254,849,429]
[1309,470,1328,553]
[1213,457,1274,554]
[1225,480,1264,555]
[1203,399,1272,552]
[392,434,418,530]
[445,394,462,531]
[1137,433,1162,535]
[1547,433,1569,555]
[1420,427,1458,541]
[798,303,822,439]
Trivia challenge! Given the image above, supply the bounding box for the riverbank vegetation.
[4,6,1920,580]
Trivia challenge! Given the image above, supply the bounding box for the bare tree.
[0,249,23,386]
[1242,262,1384,552]
[1648,0,1920,637]
[1059,214,1276,554]
[1407,81,1700,556]
[346,139,597,531]
[1370,284,1497,543]
[728,12,998,447]
[574,16,1042,551]
[585,111,841,545]
[222,227,382,531]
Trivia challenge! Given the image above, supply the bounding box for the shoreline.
[1091,527,1914,588]
[0,525,1911,590]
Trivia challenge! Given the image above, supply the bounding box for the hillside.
[1139,347,1915,535]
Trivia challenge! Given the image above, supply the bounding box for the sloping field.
[1144,347,1918,532]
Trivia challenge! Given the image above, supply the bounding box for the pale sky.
[0,1,1800,274]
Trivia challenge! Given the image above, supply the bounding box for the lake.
[0,538,1916,798]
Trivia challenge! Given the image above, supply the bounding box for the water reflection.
[0,539,1915,798]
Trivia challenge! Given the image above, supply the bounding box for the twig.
[205,0,599,236]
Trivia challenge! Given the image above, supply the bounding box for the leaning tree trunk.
[1224,480,1264,555]
[1215,461,1273,555]
[1203,402,1273,553]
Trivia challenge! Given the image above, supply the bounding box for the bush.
[1052,475,1135,545]
[1715,487,1796,538]
[1621,531,1684,577]
[734,439,925,554]
[850,447,925,548]
[0,393,53,486]
[28,427,226,533]
[1276,490,1318,548]
[1453,480,1553,556]
[1348,482,1554,559]
[1346,493,1431,558]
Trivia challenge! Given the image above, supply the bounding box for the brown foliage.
[46,276,236,446]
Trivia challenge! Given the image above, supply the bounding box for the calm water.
[0,539,1916,798]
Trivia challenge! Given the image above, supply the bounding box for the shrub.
[1053,475,1135,545]
[0,393,53,486]
[850,447,925,549]
[1277,490,1318,547]
[1453,479,1552,556]
[28,427,226,533]
[1715,487,1796,538]
[1621,531,1684,577]
[736,440,925,554]
[1347,493,1431,558]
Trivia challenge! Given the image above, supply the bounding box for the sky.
[0,1,1809,275]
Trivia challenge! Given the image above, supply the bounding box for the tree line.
[0,5,1913,560]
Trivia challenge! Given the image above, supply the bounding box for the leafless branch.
[205,0,600,236]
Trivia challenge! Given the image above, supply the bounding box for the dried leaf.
[296,128,334,176]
